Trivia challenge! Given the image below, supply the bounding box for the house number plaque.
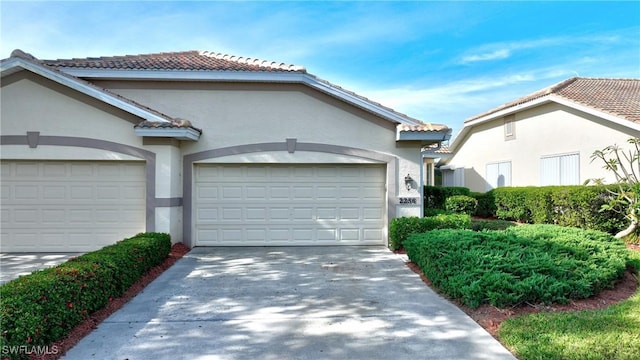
[398,197,418,204]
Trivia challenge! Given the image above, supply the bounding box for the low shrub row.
[405,224,628,308]
[424,185,628,237]
[0,233,171,358]
[493,185,625,234]
[389,213,471,250]
[423,186,470,210]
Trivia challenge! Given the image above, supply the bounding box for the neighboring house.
[421,143,452,186]
[441,77,640,192]
[0,50,450,252]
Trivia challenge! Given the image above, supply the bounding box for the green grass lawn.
[498,249,640,360]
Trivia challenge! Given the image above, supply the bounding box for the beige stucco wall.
[97,80,424,214]
[448,102,640,192]
[1,72,426,248]
[0,71,183,242]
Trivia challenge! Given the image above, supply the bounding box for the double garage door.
[194,164,387,246]
[1,161,146,252]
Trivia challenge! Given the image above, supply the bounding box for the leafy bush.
[423,208,452,217]
[0,233,171,358]
[491,185,626,235]
[405,224,628,308]
[471,219,517,231]
[423,186,470,211]
[445,195,478,215]
[471,191,496,218]
[389,214,471,250]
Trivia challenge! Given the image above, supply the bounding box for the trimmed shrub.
[389,214,471,250]
[471,190,496,218]
[471,219,517,231]
[0,233,172,358]
[405,224,628,308]
[493,187,535,222]
[423,186,471,211]
[445,195,478,215]
[491,185,626,235]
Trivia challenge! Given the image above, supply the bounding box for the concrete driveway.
[63,246,515,360]
[0,253,82,284]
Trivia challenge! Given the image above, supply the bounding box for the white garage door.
[194,164,386,246]
[1,161,146,252]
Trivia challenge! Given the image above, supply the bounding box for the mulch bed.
[32,243,190,360]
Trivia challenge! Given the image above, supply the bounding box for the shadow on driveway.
[62,246,515,360]
[0,253,81,284]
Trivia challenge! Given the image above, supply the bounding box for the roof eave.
[1,58,173,124]
[134,127,201,141]
[55,68,425,126]
[396,129,452,145]
[449,94,640,153]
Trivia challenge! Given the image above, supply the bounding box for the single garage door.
[194,164,386,246]
[1,161,146,252]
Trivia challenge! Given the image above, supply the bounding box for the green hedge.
[471,191,496,218]
[491,185,625,234]
[389,214,471,250]
[0,233,171,358]
[445,195,478,215]
[405,225,628,308]
[423,186,470,211]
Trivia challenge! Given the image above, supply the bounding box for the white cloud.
[460,49,511,63]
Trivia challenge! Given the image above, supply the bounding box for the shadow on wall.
[439,167,491,192]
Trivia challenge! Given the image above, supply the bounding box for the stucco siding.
[449,102,639,192]
[1,71,141,148]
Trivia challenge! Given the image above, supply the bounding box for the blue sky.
[1,1,639,136]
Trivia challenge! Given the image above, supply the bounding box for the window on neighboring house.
[486,161,511,190]
[540,153,580,185]
[441,167,465,187]
[504,114,515,140]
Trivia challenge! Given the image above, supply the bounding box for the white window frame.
[486,161,512,190]
[540,152,580,186]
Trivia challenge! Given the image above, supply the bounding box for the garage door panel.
[194,164,386,246]
[1,161,146,252]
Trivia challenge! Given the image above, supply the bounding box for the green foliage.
[471,191,496,218]
[389,214,471,250]
[445,195,478,215]
[405,224,628,308]
[423,208,452,217]
[423,186,470,211]
[590,137,640,239]
[0,233,172,358]
[470,219,517,231]
[491,185,626,234]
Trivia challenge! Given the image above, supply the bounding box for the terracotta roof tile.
[466,77,640,124]
[8,50,179,124]
[397,123,450,132]
[43,50,306,73]
[423,143,452,154]
[134,119,202,133]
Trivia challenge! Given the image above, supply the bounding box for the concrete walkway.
[62,246,515,360]
[0,253,81,284]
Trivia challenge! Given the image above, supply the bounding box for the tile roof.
[397,123,451,132]
[42,49,449,129]
[134,119,202,133]
[5,49,202,133]
[43,50,306,72]
[466,77,640,124]
[422,143,451,154]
